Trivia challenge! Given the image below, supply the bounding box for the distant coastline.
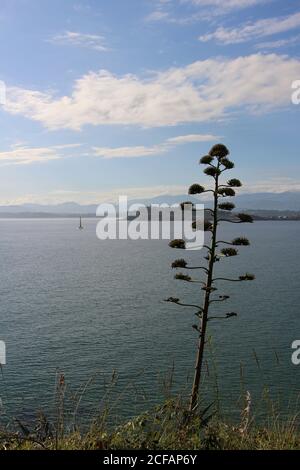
[1,209,300,220]
[0,212,97,219]
[0,192,300,219]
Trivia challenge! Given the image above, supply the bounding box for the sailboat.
[78,216,84,230]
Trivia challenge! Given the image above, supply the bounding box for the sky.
[0,0,299,205]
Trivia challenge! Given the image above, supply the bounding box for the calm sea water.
[0,219,299,425]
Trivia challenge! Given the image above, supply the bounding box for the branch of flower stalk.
[218,219,250,224]
[192,324,201,333]
[209,295,230,304]
[185,266,209,273]
[213,276,255,282]
[216,240,236,246]
[176,278,206,285]
[164,298,203,310]
[208,312,238,321]
[171,259,209,272]
[202,245,212,251]
[216,238,250,248]
[205,209,215,215]
[202,285,218,293]
[188,184,215,196]
[219,214,253,224]
[174,272,208,284]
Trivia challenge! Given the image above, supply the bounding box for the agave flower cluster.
[165,143,255,412]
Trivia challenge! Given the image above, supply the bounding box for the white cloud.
[0,143,81,165]
[93,145,167,159]
[4,54,300,130]
[187,0,266,9]
[93,134,218,159]
[241,177,300,193]
[145,10,170,21]
[199,11,300,44]
[0,135,217,165]
[167,134,217,144]
[146,0,269,23]
[48,31,108,51]
[256,35,300,50]
[3,178,300,206]
[0,185,189,205]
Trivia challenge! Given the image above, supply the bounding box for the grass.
[1,358,299,451]
[1,395,299,450]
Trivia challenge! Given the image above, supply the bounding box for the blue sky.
[0,0,299,205]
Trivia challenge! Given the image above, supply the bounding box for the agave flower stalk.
[167,144,255,412]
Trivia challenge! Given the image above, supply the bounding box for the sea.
[0,218,299,427]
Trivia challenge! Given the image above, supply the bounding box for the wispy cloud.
[73,3,91,13]
[0,185,189,205]
[199,11,300,44]
[93,134,218,159]
[48,31,108,51]
[241,177,300,193]
[186,0,267,10]
[167,134,217,144]
[145,10,170,22]
[255,35,300,50]
[0,143,81,165]
[4,54,300,130]
[146,0,269,23]
[5,177,300,206]
[0,135,218,165]
[50,185,191,204]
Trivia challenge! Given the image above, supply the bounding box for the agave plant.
[166,144,255,412]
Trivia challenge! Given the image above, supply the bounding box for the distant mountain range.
[0,192,300,217]
[0,202,96,215]
[132,192,300,211]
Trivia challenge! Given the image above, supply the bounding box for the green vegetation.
[1,396,299,450]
